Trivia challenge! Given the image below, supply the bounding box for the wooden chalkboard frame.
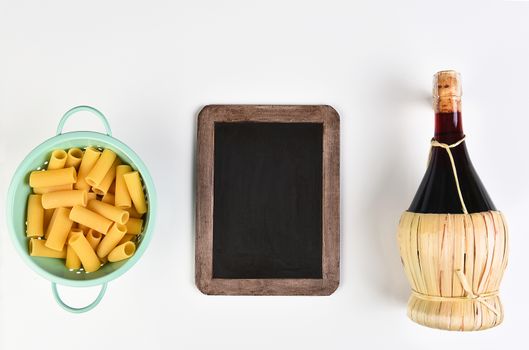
[196,105,340,295]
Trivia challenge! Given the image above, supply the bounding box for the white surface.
[1,0,528,349]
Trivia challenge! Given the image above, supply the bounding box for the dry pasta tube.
[47,150,67,170]
[65,229,83,269]
[29,239,66,258]
[85,149,116,187]
[33,183,73,194]
[75,147,101,190]
[66,245,81,269]
[92,158,120,195]
[69,233,101,273]
[125,205,143,219]
[87,200,129,225]
[42,190,88,209]
[115,165,132,208]
[123,171,147,214]
[65,148,83,169]
[87,192,97,201]
[26,194,44,237]
[45,207,73,251]
[125,218,143,235]
[108,242,136,262]
[101,192,115,205]
[118,234,135,245]
[29,167,77,188]
[96,223,127,258]
[86,229,103,250]
[69,205,113,234]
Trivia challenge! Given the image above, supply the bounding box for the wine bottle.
[397,71,509,331]
[409,71,495,213]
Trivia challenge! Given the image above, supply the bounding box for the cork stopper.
[433,70,462,113]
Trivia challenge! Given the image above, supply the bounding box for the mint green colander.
[6,106,157,313]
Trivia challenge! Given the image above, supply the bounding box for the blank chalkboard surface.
[196,105,340,295]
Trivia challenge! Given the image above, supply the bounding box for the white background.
[1,1,528,349]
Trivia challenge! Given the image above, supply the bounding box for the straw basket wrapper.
[397,211,508,331]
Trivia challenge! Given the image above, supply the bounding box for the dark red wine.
[408,73,495,214]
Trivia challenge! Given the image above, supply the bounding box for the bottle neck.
[434,97,464,144]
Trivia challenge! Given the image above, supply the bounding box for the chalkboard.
[196,105,340,295]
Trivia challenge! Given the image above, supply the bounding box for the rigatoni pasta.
[125,218,143,235]
[70,205,113,234]
[123,171,147,214]
[25,146,147,273]
[29,239,66,259]
[45,207,73,251]
[65,148,83,169]
[92,158,120,195]
[115,165,132,208]
[26,194,44,238]
[108,242,136,262]
[47,150,67,170]
[96,223,127,258]
[41,190,88,209]
[29,167,76,188]
[75,147,101,190]
[33,183,73,194]
[86,229,103,250]
[85,149,116,187]
[65,229,83,270]
[86,200,129,225]
[68,233,101,273]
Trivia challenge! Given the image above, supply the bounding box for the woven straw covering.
[397,211,508,331]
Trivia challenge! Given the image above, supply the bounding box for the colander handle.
[52,282,108,313]
[56,106,113,136]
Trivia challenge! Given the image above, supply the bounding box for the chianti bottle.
[397,71,508,331]
[409,71,495,213]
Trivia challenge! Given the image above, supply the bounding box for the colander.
[6,106,157,313]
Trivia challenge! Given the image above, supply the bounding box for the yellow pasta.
[68,233,101,273]
[41,190,88,209]
[123,171,147,214]
[108,242,136,262]
[125,218,143,235]
[86,229,103,250]
[85,149,116,187]
[115,165,132,208]
[29,238,66,259]
[33,183,73,194]
[101,192,115,205]
[75,147,101,190]
[65,229,83,270]
[27,146,148,273]
[45,207,73,251]
[87,200,129,225]
[118,234,135,245]
[26,194,44,237]
[92,158,120,195]
[69,205,113,234]
[47,149,67,170]
[29,167,77,188]
[65,148,83,169]
[96,223,127,258]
